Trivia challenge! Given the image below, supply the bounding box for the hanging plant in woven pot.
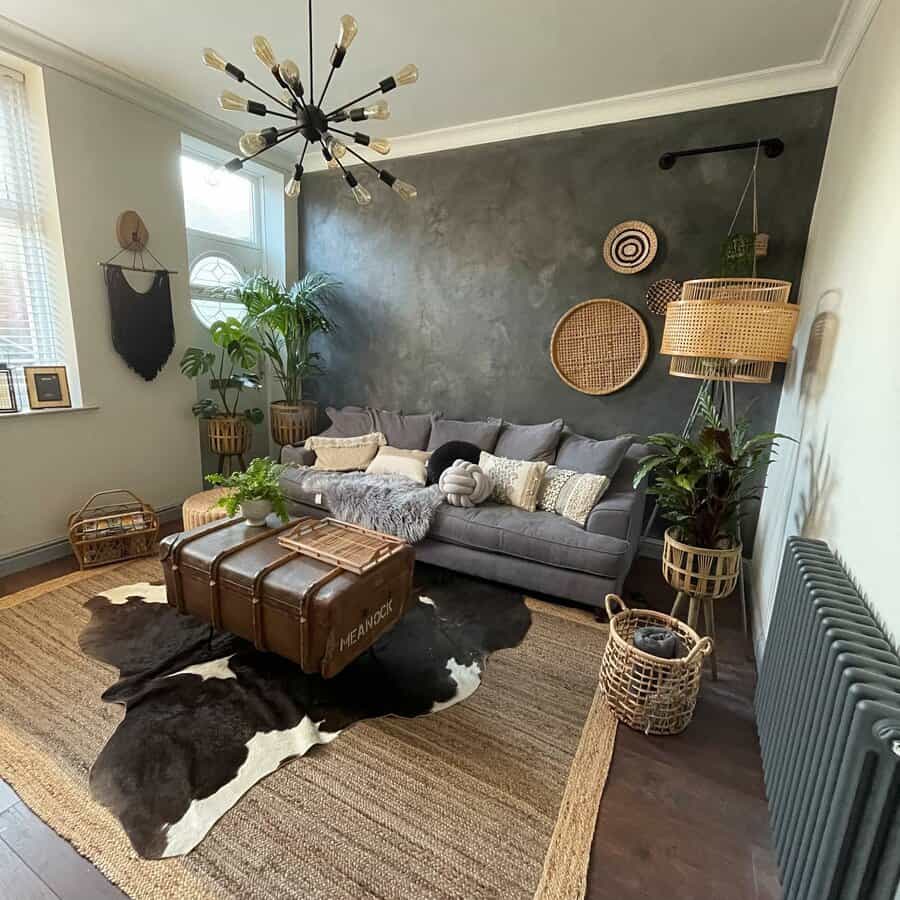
[720,142,770,277]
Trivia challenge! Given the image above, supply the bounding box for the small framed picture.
[24,366,71,410]
[0,367,17,413]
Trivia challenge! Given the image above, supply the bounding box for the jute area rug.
[0,559,615,900]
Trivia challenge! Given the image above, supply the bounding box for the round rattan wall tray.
[646,278,682,316]
[603,220,657,275]
[550,299,649,395]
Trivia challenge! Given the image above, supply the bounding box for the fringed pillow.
[305,431,386,471]
[537,467,610,526]
[478,451,548,512]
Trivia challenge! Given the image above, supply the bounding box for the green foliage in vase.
[231,272,339,406]
[634,392,792,549]
[206,456,289,521]
[180,317,264,422]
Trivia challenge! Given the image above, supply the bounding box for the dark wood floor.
[0,539,779,900]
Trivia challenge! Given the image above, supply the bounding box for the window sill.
[0,404,100,420]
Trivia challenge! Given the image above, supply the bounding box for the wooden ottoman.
[182,488,231,531]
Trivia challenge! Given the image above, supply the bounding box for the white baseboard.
[0,504,183,580]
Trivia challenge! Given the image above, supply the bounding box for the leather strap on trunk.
[299,566,344,671]
[168,516,242,613]
[207,520,296,629]
[249,551,298,651]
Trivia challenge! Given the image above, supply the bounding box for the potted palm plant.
[206,457,288,526]
[180,317,264,458]
[232,272,338,447]
[635,392,789,601]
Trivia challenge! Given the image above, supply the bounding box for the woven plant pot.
[207,416,250,455]
[662,527,741,600]
[600,594,712,735]
[270,400,318,447]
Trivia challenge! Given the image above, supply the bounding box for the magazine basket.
[68,489,159,570]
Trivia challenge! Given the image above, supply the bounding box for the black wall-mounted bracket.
[659,137,784,170]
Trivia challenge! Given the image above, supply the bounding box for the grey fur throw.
[283,468,444,543]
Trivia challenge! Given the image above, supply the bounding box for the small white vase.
[240,499,272,527]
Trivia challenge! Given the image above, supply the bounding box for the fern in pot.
[635,392,790,599]
[232,272,339,447]
[180,317,264,457]
[206,457,289,526]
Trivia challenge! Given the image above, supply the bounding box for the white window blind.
[0,65,64,406]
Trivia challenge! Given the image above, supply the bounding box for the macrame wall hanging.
[720,142,770,277]
[99,211,178,382]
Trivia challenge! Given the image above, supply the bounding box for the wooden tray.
[278,517,408,575]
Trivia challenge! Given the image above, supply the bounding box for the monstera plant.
[231,272,338,447]
[180,316,263,457]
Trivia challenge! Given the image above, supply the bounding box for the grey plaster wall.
[299,90,835,540]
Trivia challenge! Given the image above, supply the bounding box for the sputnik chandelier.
[202,0,418,206]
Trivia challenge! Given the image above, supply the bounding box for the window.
[180,144,265,328]
[188,255,244,328]
[0,65,63,406]
[180,155,256,244]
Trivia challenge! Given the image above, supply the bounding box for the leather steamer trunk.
[159,517,414,678]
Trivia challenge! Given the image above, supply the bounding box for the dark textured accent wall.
[300,90,835,541]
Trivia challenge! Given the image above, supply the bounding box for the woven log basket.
[208,416,251,455]
[600,594,711,735]
[661,527,741,600]
[271,400,318,447]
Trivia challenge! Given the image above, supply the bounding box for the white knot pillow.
[438,460,493,508]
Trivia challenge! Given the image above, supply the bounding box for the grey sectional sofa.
[279,410,648,611]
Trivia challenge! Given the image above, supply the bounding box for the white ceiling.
[0,0,848,149]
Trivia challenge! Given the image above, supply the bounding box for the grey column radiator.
[755,537,900,900]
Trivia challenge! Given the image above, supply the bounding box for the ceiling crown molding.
[0,15,296,170]
[0,1,882,176]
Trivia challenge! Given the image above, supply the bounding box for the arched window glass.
[189,256,244,327]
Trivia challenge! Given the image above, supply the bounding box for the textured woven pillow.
[537,466,610,526]
[365,446,431,484]
[478,451,548,512]
[305,432,386,471]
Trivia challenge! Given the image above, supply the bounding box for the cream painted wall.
[0,63,298,561]
[752,0,900,651]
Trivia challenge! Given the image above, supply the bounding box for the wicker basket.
[662,527,741,600]
[270,400,318,447]
[600,594,712,735]
[68,489,159,570]
[207,415,250,455]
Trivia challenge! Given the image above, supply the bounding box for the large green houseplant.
[231,272,339,447]
[180,317,264,457]
[635,392,790,598]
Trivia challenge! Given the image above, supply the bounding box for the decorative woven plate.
[603,220,658,274]
[550,299,649,395]
[646,278,683,316]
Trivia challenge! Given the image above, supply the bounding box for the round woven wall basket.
[208,416,251,455]
[603,220,658,275]
[550,298,649,395]
[662,527,742,600]
[600,594,712,735]
[271,400,318,447]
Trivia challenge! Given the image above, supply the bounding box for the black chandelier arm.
[259,108,300,121]
[244,76,295,113]
[297,138,310,166]
[327,125,360,141]
[317,65,337,110]
[341,142,384,177]
[239,125,304,165]
[325,86,382,119]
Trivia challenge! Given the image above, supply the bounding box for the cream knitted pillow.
[537,466,610,526]
[305,431,386,471]
[478,451,548,512]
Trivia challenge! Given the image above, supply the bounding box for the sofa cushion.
[365,446,430,484]
[427,417,501,452]
[320,405,374,438]
[493,419,564,463]
[478,451,548,512]
[426,440,482,485]
[554,432,633,477]
[305,432,386,470]
[428,503,633,579]
[537,467,610,526]
[371,409,433,450]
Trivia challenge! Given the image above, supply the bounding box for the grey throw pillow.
[427,417,502,452]
[321,405,374,438]
[554,432,634,477]
[372,409,434,450]
[493,419,564,463]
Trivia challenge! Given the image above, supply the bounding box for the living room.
[0,1,897,898]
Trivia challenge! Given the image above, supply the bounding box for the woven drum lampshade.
[661,278,798,383]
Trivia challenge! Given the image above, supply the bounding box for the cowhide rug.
[78,570,531,860]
